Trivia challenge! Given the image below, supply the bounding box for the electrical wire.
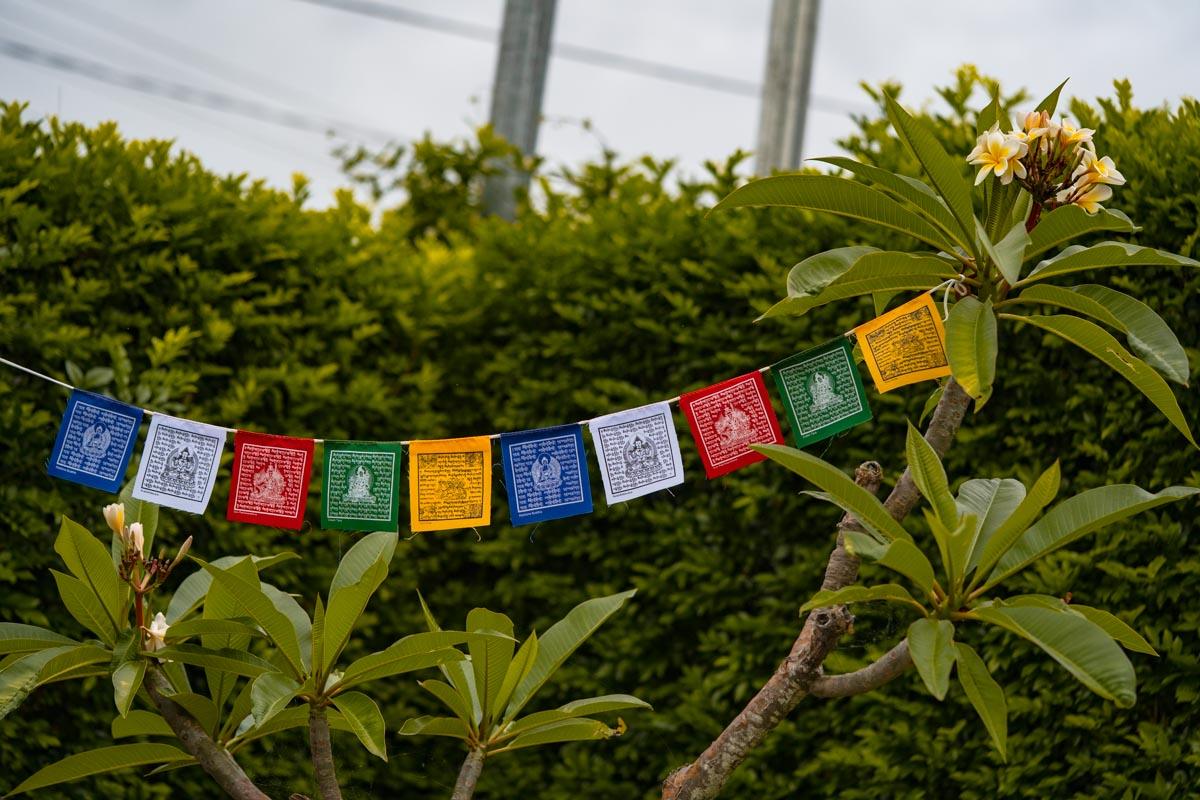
[0,38,402,144]
[291,0,872,115]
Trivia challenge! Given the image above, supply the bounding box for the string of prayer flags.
[773,339,872,448]
[48,389,144,493]
[853,293,951,393]
[132,414,227,514]
[680,371,784,478]
[227,431,314,530]
[589,402,685,505]
[500,424,593,526]
[408,436,492,533]
[321,440,402,532]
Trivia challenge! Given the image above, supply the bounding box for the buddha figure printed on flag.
[249,461,288,506]
[160,445,198,490]
[807,370,843,412]
[343,463,375,504]
[531,453,563,492]
[715,403,755,448]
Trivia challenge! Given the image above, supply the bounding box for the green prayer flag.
[772,338,872,448]
[320,440,402,532]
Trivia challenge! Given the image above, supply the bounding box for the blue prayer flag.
[500,424,593,526]
[47,389,144,493]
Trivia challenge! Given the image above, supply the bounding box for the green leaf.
[875,539,937,598]
[228,707,353,752]
[954,642,1007,760]
[322,558,388,675]
[1069,605,1157,656]
[201,561,306,679]
[955,478,1027,573]
[150,644,278,678]
[975,93,1007,135]
[883,93,976,246]
[51,570,117,645]
[502,694,650,740]
[169,692,220,737]
[261,583,312,673]
[711,174,960,253]
[336,632,473,691]
[1035,78,1068,115]
[111,660,146,718]
[945,297,998,407]
[493,718,621,754]
[905,421,959,528]
[199,557,258,714]
[1004,313,1196,446]
[1020,241,1198,285]
[918,384,944,425]
[970,462,1060,582]
[761,250,957,319]
[165,552,299,624]
[397,715,469,740]
[755,444,911,542]
[164,618,264,643]
[977,220,1030,285]
[800,583,923,613]
[783,245,879,296]
[491,631,538,721]
[329,692,387,761]
[4,744,191,796]
[1012,284,1189,385]
[0,624,76,655]
[466,609,515,725]
[35,645,111,687]
[908,618,955,700]
[54,517,121,632]
[420,679,474,727]
[1023,206,1138,262]
[986,483,1199,587]
[328,531,398,595]
[250,672,298,727]
[505,590,636,721]
[973,605,1136,706]
[842,529,888,561]
[111,710,174,739]
[0,647,75,721]
[812,158,967,249]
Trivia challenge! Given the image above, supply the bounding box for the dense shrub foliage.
[2,72,1198,798]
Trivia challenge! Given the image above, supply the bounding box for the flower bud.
[102,503,125,536]
[170,536,193,571]
[129,522,145,559]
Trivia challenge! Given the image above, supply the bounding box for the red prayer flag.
[227,430,314,530]
[680,371,784,478]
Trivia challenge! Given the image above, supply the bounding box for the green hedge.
[1,70,1198,798]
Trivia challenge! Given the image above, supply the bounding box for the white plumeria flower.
[147,612,169,652]
[1058,183,1113,214]
[1059,120,1096,148]
[967,127,1028,185]
[102,503,125,536]
[129,522,145,559]
[1072,150,1126,186]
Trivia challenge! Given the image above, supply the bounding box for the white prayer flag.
[132,414,227,514]
[588,402,685,505]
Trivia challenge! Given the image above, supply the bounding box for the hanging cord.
[939,274,968,321]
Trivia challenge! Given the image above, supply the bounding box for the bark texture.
[662,379,971,800]
[307,705,344,800]
[144,667,272,800]
[809,640,912,698]
[451,749,486,800]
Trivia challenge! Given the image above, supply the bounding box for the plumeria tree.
[662,80,1197,800]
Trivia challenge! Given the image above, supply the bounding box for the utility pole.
[755,0,820,174]
[483,0,558,219]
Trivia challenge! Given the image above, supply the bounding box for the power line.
[18,0,337,113]
[0,38,402,144]
[292,0,870,115]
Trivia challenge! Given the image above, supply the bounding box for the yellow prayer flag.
[853,293,951,393]
[408,436,492,532]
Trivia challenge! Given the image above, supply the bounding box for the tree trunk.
[307,705,343,800]
[662,379,972,800]
[144,667,272,800]
[451,748,486,800]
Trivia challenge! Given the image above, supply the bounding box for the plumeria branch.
[809,640,913,699]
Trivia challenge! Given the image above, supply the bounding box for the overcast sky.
[2,0,1197,207]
